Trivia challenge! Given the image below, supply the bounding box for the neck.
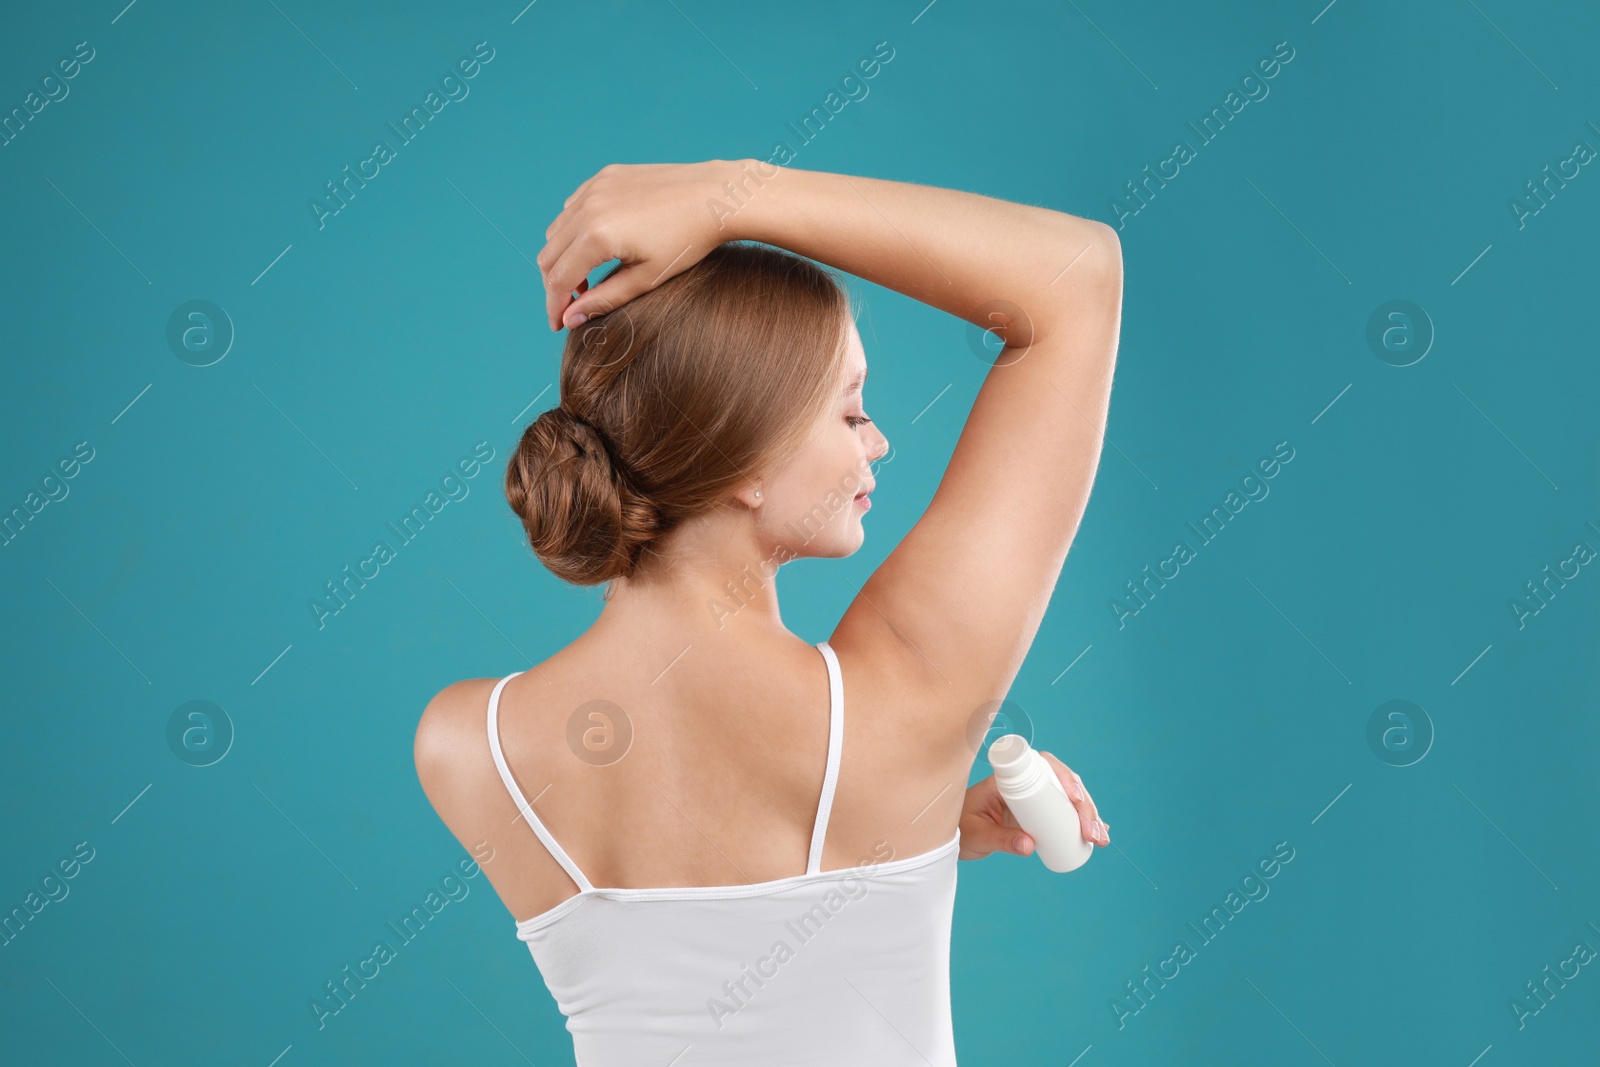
[592,514,792,647]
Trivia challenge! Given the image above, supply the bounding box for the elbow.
[1088,221,1123,281]
[1085,224,1124,311]
[1026,218,1124,349]
[1045,217,1122,290]
[1068,223,1123,350]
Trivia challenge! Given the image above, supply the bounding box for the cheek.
[774,435,860,512]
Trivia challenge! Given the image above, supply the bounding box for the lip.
[855,490,872,510]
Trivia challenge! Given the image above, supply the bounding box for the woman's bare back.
[420,620,973,924]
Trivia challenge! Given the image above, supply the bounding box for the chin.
[841,522,867,555]
[814,529,864,559]
[790,515,867,560]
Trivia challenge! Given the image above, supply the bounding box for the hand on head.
[536,161,750,332]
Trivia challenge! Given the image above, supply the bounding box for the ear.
[731,484,763,510]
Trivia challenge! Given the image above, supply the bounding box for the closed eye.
[847,415,873,429]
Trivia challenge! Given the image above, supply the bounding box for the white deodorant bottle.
[987,734,1095,873]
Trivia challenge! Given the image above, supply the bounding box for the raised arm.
[537,160,1122,762]
[733,164,1124,754]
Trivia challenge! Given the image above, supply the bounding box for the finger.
[974,780,1029,838]
[1039,751,1083,801]
[563,263,656,330]
[1073,778,1099,824]
[535,237,578,332]
[1041,751,1094,816]
[1081,786,1107,845]
[960,776,1015,833]
[542,234,611,333]
[1074,783,1105,845]
[536,213,602,330]
[570,237,713,326]
[562,276,593,325]
[555,178,597,221]
[959,809,1032,858]
[545,200,583,247]
[1040,750,1107,845]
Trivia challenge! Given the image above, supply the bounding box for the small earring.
[754,490,762,499]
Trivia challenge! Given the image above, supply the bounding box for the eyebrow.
[841,368,868,397]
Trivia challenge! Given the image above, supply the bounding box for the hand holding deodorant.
[987,734,1094,873]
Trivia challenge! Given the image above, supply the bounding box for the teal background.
[3,0,1598,1063]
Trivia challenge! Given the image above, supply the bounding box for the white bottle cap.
[987,734,1032,776]
[988,734,1056,799]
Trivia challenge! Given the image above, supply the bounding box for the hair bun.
[503,243,851,588]
[505,407,662,586]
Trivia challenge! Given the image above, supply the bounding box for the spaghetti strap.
[486,672,595,893]
[806,641,845,875]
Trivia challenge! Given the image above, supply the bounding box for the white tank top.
[486,640,962,1066]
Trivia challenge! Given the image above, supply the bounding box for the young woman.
[415,159,1123,1065]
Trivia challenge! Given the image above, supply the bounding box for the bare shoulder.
[413,676,502,815]
[414,674,577,921]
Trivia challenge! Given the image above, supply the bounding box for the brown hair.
[506,242,852,587]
